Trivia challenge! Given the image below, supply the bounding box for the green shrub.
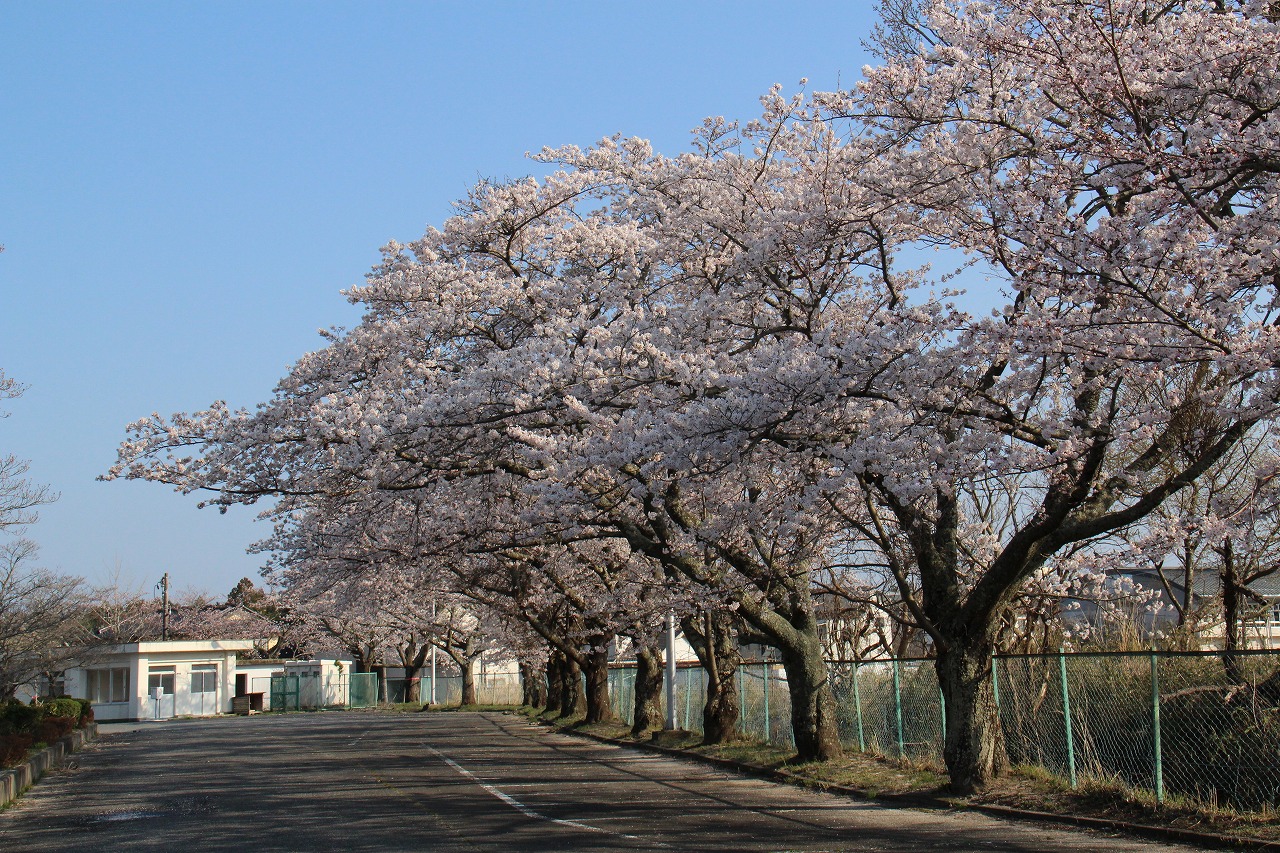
[44,698,82,719]
[75,698,93,725]
[0,701,43,737]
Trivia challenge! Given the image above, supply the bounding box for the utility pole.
[157,572,170,641]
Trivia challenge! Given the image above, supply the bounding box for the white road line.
[423,744,655,844]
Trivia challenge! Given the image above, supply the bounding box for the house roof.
[1119,567,1280,599]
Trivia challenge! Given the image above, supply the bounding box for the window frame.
[87,667,130,704]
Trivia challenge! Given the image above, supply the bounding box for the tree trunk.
[1221,538,1245,684]
[935,641,1006,793]
[403,667,421,703]
[631,644,665,735]
[460,657,477,706]
[544,651,566,716]
[552,650,586,717]
[582,645,614,724]
[777,635,842,762]
[519,661,546,708]
[681,611,741,744]
[562,655,584,718]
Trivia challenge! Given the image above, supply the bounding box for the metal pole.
[1059,647,1077,788]
[1151,651,1164,804]
[665,611,678,730]
[893,659,905,759]
[852,662,866,752]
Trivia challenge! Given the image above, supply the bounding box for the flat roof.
[100,639,259,654]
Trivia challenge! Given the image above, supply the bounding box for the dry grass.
[972,770,1280,843]
[532,713,1280,843]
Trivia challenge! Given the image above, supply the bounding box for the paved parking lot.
[0,711,1204,852]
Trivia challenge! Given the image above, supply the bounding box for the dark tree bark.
[777,632,842,762]
[398,638,430,704]
[562,655,584,718]
[519,660,546,708]
[739,579,842,762]
[1220,537,1245,684]
[631,644,665,735]
[544,649,567,716]
[461,660,477,705]
[681,611,742,744]
[936,641,1006,792]
[581,641,614,724]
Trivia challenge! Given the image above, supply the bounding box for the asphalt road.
[0,711,1205,852]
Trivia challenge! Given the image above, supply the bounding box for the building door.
[147,666,176,719]
[191,664,218,715]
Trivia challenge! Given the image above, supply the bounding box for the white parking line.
[423,744,658,844]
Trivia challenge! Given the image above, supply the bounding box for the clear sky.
[0,1,880,599]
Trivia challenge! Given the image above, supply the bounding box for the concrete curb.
[537,718,1278,852]
[0,722,99,808]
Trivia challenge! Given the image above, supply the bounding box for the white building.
[62,640,255,721]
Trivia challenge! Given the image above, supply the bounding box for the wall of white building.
[65,640,255,721]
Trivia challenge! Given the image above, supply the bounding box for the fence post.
[1059,647,1076,788]
[938,686,947,744]
[991,653,1001,715]
[893,659,905,759]
[1150,651,1164,804]
[738,667,746,733]
[763,663,771,743]
[683,668,692,730]
[853,662,866,752]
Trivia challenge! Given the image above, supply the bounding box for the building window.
[191,665,217,694]
[87,668,130,704]
[147,666,175,696]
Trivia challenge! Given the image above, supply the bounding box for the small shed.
[64,640,255,722]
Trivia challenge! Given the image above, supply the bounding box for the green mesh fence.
[609,649,1280,812]
[269,675,300,712]
[381,673,523,706]
[348,672,378,708]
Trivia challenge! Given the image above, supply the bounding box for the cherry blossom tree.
[800,0,1280,790]
[105,0,1280,793]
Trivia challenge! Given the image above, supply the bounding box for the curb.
[0,723,100,808]
[536,718,1277,852]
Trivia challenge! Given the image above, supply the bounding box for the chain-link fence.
[608,649,1280,812]
[382,672,523,706]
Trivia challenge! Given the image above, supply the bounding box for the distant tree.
[226,577,267,609]
[0,371,55,534]
[0,538,85,699]
[0,370,80,698]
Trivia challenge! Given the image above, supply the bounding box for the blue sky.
[0,1,880,598]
